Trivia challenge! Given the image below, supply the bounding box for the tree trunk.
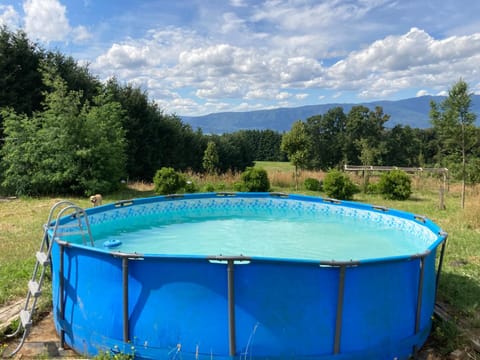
[461,123,466,209]
[294,165,298,190]
[461,153,466,209]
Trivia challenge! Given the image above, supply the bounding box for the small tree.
[378,170,412,200]
[202,140,219,175]
[281,121,311,190]
[323,170,358,200]
[430,79,477,208]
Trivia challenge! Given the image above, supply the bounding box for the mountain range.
[181,95,480,134]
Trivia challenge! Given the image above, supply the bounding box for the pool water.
[94,212,426,261]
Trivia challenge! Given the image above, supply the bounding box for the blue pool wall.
[49,192,446,359]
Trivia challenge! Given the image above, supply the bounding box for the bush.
[365,182,380,194]
[153,167,186,195]
[304,178,322,191]
[233,182,246,192]
[378,170,412,200]
[184,180,197,193]
[203,183,215,192]
[216,182,226,191]
[240,167,270,192]
[323,170,359,200]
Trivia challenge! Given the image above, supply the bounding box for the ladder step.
[28,280,42,297]
[36,251,50,266]
[20,310,32,329]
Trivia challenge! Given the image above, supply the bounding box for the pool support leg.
[122,257,129,343]
[227,260,236,357]
[413,256,426,355]
[435,235,448,300]
[334,265,346,354]
[59,243,65,349]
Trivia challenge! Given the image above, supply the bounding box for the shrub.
[153,167,186,195]
[366,182,380,194]
[233,182,246,192]
[240,167,270,192]
[304,177,322,191]
[323,170,359,200]
[203,183,215,192]
[184,180,197,193]
[216,182,226,191]
[378,170,412,200]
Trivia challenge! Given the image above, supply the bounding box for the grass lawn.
[1,163,479,356]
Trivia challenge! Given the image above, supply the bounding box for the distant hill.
[181,95,480,134]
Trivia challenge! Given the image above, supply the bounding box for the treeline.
[285,80,479,208]
[0,28,283,196]
[1,27,479,197]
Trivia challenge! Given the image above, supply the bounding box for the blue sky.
[1,0,480,116]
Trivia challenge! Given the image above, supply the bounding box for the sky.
[1,0,480,117]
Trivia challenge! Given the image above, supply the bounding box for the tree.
[384,125,421,167]
[1,68,126,195]
[0,27,44,116]
[344,106,389,165]
[75,92,127,194]
[281,120,311,189]
[203,140,220,174]
[305,107,347,170]
[430,79,477,208]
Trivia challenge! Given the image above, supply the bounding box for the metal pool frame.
[49,192,447,359]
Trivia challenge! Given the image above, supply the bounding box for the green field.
[1,163,479,356]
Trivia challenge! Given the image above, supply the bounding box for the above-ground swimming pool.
[48,192,447,359]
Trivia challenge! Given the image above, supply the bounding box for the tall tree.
[0,27,44,123]
[430,79,477,208]
[1,68,126,195]
[305,107,346,170]
[281,120,311,189]
[344,106,389,165]
[384,125,421,167]
[203,140,220,174]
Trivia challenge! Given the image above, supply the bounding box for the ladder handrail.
[45,200,79,227]
[50,205,94,247]
[5,200,94,358]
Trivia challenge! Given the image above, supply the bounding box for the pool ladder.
[5,200,93,358]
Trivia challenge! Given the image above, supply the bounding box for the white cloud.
[276,92,291,100]
[96,44,151,69]
[90,17,480,115]
[23,0,91,43]
[0,5,20,29]
[229,0,247,7]
[326,28,480,98]
[296,93,309,100]
[23,0,70,42]
[72,25,92,42]
[220,12,246,34]
[416,90,430,97]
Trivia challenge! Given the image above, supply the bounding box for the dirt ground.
[3,312,85,359]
